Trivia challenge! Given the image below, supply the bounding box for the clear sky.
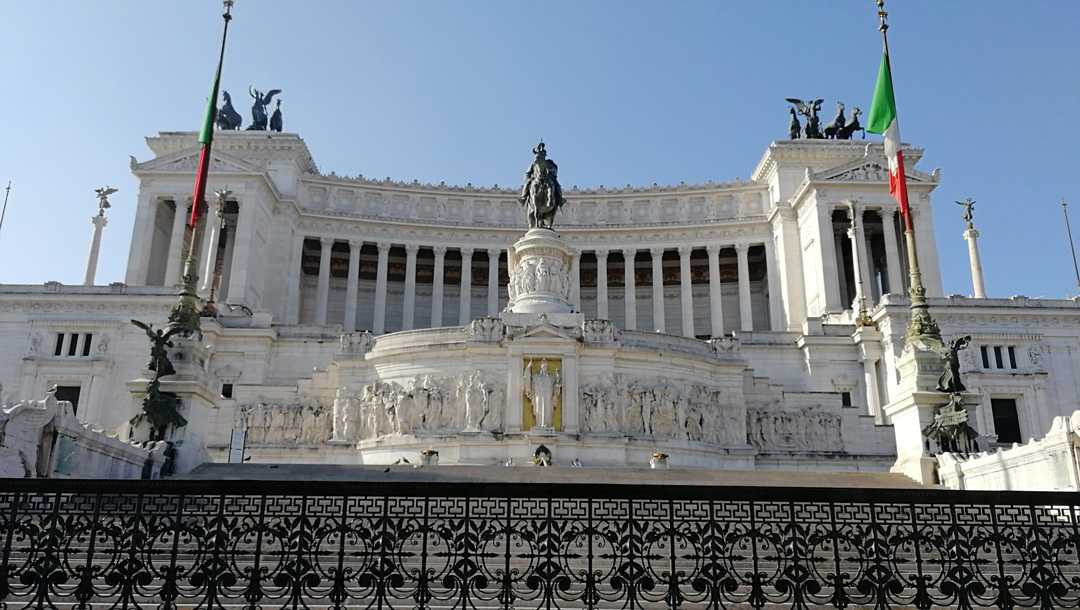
[1,1,1077,298]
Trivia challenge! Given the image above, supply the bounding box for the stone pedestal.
[506,228,574,315]
[126,336,217,474]
[883,338,980,485]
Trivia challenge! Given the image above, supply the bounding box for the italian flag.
[187,63,222,229]
[866,49,912,230]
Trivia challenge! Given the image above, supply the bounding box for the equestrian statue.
[519,142,566,230]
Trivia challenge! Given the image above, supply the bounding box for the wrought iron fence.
[1,479,1078,609]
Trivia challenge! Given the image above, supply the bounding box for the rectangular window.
[221,383,234,399]
[840,391,852,407]
[81,333,93,357]
[54,385,82,415]
[1008,346,1017,369]
[991,398,1021,444]
[67,334,79,357]
[53,333,65,357]
[994,346,1004,369]
[980,345,990,369]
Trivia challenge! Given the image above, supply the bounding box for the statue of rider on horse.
[519,142,566,230]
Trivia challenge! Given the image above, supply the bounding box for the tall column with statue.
[84,187,116,286]
[957,198,986,298]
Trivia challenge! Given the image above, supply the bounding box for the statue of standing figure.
[523,359,560,429]
[956,198,976,230]
[246,86,282,131]
[936,335,972,394]
[519,142,566,229]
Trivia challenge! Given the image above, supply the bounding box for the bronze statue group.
[215,86,284,132]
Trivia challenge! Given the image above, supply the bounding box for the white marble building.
[1,131,1078,475]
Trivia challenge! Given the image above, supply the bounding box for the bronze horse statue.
[519,142,566,229]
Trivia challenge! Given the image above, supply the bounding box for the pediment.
[131,147,265,175]
[816,155,934,184]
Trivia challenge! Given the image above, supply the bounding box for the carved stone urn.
[506,228,574,315]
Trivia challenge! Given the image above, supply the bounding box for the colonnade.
[818,202,907,313]
[295,238,782,337]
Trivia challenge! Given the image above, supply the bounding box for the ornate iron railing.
[1,479,1078,609]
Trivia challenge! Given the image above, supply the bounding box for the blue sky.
[1,1,1077,297]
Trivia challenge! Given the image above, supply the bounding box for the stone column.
[164,199,189,286]
[706,245,723,336]
[83,214,108,286]
[570,251,581,310]
[373,242,390,334]
[763,238,783,331]
[964,227,987,298]
[852,205,874,306]
[403,244,419,330]
[431,246,446,326]
[595,250,609,319]
[735,244,752,331]
[226,199,256,303]
[678,246,694,337]
[458,247,473,325]
[124,192,156,285]
[881,209,904,296]
[315,237,334,326]
[286,235,305,324]
[650,248,665,332]
[198,199,224,296]
[487,248,500,316]
[622,248,637,330]
[345,239,361,331]
[817,204,843,311]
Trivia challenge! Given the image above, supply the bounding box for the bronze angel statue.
[785,97,824,139]
[519,142,566,229]
[131,319,182,378]
[246,86,282,131]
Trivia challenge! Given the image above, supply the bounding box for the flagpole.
[0,181,11,242]
[168,0,235,337]
[1063,199,1080,293]
[875,0,940,343]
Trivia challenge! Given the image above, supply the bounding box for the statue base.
[507,228,574,315]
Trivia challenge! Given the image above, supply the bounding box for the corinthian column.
[881,209,904,296]
[373,242,390,334]
[650,248,665,332]
[315,237,334,326]
[487,248,501,316]
[570,250,581,310]
[459,247,473,325]
[678,246,694,337]
[735,243,752,331]
[198,195,225,296]
[345,240,361,331]
[403,244,419,330]
[596,249,609,319]
[964,227,987,298]
[431,246,446,326]
[164,199,189,286]
[622,248,637,330]
[84,214,108,286]
[706,244,723,336]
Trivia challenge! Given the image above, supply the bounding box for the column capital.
[621,247,637,258]
[705,244,721,255]
[348,238,363,249]
[91,215,108,228]
[433,245,447,257]
[460,247,474,258]
[733,243,750,254]
[595,249,609,259]
[487,247,501,258]
[678,246,694,257]
[650,247,665,257]
[404,244,420,255]
[320,236,336,247]
[376,241,391,253]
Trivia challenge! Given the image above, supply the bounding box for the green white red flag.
[866,49,912,230]
[188,64,223,229]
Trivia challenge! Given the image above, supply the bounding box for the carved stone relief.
[464,318,505,342]
[747,407,842,451]
[579,375,744,445]
[331,371,506,442]
[234,402,333,445]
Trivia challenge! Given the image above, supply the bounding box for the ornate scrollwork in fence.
[1,480,1079,609]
